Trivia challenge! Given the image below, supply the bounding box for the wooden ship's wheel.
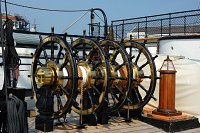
[99,40,133,113]
[123,41,157,110]
[71,38,110,115]
[31,35,78,119]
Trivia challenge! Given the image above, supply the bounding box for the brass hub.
[35,67,55,87]
[132,64,144,86]
[116,65,128,88]
[77,61,97,92]
[35,61,67,91]
[110,64,118,86]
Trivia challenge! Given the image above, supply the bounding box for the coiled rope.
[7,95,28,133]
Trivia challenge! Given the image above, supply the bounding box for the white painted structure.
[159,36,200,60]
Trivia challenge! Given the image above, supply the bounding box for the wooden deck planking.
[28,116,165,133]
[26,98,200,133]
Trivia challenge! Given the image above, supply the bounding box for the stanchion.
[77,87,85,129]
[125,102,131,122]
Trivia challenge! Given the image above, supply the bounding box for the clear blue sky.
[2,0,200,34]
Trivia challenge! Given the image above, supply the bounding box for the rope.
[93,11,105,23]
[7,95,28,133]
[62,11,90,33]
[2,1,90,12]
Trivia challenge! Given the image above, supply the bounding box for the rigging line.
[1,1,90,12]
[93,11,105,23]
[61,11,90,33]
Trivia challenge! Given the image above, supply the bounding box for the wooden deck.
[26,99,200,133]
[28,116,200,133]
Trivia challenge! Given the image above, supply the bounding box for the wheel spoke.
[138,84,148,93]
[92,61,102,70]
[72,48,79,56]
[104,45,110,56]
[138,84,157,101]
[111,50,119,62]
[140,75,151,79]
[83,44,87,61]
[135,50,142,65]
[115,63,125,71]
[116,77,127,80]
[56,94,63,110]
[111,89,120,101]
[139,61,149,70]
[42,47,48,62]
[129,47,132,57]
[153,55,158,61]
[87,91,95,107]
[114,84,123,95]
[113,85,133,104]
[130,55,135,60]
[92,85,100,95]
[109,91,117,105]
[88,48,97,63]
[59,85,79,105]
[59,58,69,70]
[51,42,54,60]
[59,85,70,96]
[92,76,104,80]
[56,46,63,63]
[133,87,142,103]
[60,76,72,79]
[37,59,43,66]
[92,85,108,103]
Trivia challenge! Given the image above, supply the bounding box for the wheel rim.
[31,35,77,119]
[99,40,133,113]
[71,38,110,115]
[123,40,157,110]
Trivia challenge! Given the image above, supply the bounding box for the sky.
[1,0,200,35]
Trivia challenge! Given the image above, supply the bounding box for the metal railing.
[111,9,200,40]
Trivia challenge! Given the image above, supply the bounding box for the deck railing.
[89,9,200,39]
[110,9,200,40]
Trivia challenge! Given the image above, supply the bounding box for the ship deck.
[26,98,200,133]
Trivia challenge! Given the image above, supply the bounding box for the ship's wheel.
[123,40,157,110]
[31,35,77,119]
[99,40,133,113]
[71,38,110,115]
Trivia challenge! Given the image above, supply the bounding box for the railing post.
[115,25,118,40]
[89,24,91,36]
[184,16,186,35]
[169,13,171,36]
[98,22,100,36]
[122,20,124,39]
[145,17,148,38]
[137,22,140,38]
[161,19,163,37]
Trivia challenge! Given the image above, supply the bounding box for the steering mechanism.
[31,34,158,131]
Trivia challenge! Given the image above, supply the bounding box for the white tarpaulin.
[148,54,200,121]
